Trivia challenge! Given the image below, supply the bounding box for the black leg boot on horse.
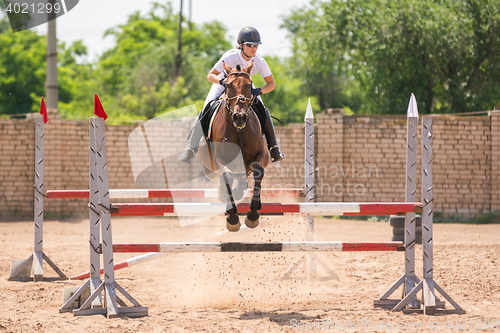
[253,100,286,163]
[245,163,264,228]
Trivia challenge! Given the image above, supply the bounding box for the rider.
[178,26,286,164]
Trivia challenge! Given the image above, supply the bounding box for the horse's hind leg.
[245,163,264,228]
[219,168,240,232]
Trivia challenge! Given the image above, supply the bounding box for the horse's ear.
[222,61,232,74]
[245,60,253,74]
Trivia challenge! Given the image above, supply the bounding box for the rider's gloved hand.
[219,77,227,87]
[251,88,262,97]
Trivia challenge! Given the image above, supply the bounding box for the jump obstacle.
[46,188,303,199]
[11,95,464,317]
[65,101,418,283]
[8,109,67,282]
[67,96,463,317]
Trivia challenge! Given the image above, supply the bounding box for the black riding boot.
[178,100,220,163]
[258,104,285,162]
[178,119,204,164]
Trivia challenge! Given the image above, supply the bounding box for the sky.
[30,0,314,61]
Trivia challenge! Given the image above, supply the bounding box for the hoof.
[226,213,240,232]
[244,215,259,228]
[226,220,241,232]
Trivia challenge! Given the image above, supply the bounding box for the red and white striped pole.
[47,188,303,199]
[112,241,404,253]
[70,220,269,280]
[107,202,422,217]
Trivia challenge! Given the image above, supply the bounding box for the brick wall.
[1,110,498,219]
[0,118,34,218]
[491,111,500,213]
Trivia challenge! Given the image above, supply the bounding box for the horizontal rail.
[46,188,304,199]
[113,241,405,253]
[109,202,422,217]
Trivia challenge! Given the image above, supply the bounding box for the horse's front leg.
[218,166,240,232]
[245,163,264,228]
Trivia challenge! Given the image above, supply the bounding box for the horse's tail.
[198,170,210,183]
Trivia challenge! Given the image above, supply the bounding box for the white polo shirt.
[214,48,272,78]
[203,49,272,106]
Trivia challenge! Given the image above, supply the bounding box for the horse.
[198,61,269,232]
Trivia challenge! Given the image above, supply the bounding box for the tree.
[0,29,46,115]
[96,3,232,119]
[253,56,321,124]
[282,5,361,112]
[283,0,500,114]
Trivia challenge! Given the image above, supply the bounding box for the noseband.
[224,71,254,131]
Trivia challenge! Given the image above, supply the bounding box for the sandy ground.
[1,216,499,332]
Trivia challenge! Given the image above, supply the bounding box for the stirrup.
[269,146,285,162]
[178,147,198,164]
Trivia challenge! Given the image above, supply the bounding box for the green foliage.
[0,29,46,115]
[0,2,231,121]
[283,0,500,114]
[253,56,321,124]
[97,2,231,119]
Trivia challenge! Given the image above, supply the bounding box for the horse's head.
[222,61,254,131]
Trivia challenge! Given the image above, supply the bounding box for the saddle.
[199,99,222,138]
[195,98,266,141]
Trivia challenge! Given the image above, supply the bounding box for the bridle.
[223,71,255,131]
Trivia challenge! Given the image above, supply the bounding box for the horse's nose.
[242,114,247,123]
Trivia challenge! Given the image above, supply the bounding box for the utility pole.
[189,0,192,30]
[175,0,183,78]
[46,0,58,110]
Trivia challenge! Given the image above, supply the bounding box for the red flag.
[40,97,48,123]
[94,94,108,121]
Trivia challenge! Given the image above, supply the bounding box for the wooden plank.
[115,282,143,307]
[33,251,43,282]
[434,281,466,314]
[423,278,436,315]
[8,255,33,281]
[404,97,419,307]
[110,202,421,217]
[342,242,403,251]
[73,306,148,317]
[304,101,317,280]
[74,280,104,312]
[374,299,445,309]
[89,118,103,308]
[376,274,404,301]
[220,243,283,252]
[46,188,304,199]
[113,241,402,253]
[42,253,67,279]
[94,117,119,318]
[392,280,423,312]
[59,279,91,313]
[33,117,44,280]
[422,117,436,315]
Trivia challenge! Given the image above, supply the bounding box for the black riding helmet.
[237,27,262,45]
